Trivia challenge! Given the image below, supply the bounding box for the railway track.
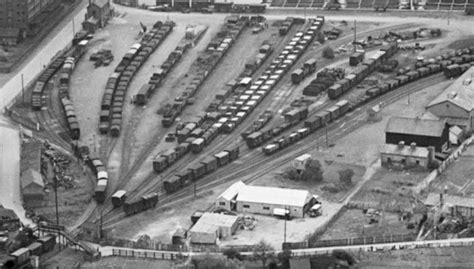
[83,21,424,227]
[101,72,446,228]
[34,80,72,150]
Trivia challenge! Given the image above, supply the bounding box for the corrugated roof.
[425,193,474,209]
[21,141,42,173]
[91,0,109,8]
[427,66,474,112]
[385,116,446,137]
[21,168,44,189]
[190,213,239,233]
[0,27,20,38]
[380,144,429,158]
[289,258,311,269]
[236,185,312,207]
[218,181,247,201]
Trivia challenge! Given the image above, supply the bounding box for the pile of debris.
[90,49,114,68]
[43,142,76,190]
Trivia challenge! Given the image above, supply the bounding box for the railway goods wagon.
[366,87,382,98]
[225,145,240,161]
[380,42,398,59]
[362,59,377,72]
[215,151,230,167]
[314,110,331,126]
[135,84,153,105]
[349,51,365,66]
[202,128,219,144]
[417,67,430,77]
[191,138,205,153]
[304,58,317,73]
[190,127,205,138]
[153,155,168,172]
[188,161,207,179]
[176,169,193,183]
[100,110,110,122]
[123,193,158,216]
[327,83,343,99]
[291,68,304,84]
[283,106,308,124]
[95,179,108,203]
[110,122,122,137]
[395,75,409,85]
[305,115,323,131]
[88,158,105,175]
[9,248,30,268]
[162,148,178,164]
[325,105,342,121]
[27,242,43,256]
[31,81,46,109]
[246,131,263,148]
[444,64,461,78]
[405,70,420,81]
[112,190,127,207]
[335,100,350,114]
[200,156,218,174]
[37,235,56,252]
[177,128,192,143]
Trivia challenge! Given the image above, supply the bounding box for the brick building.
[0,0,62,43]
[82,0,112,33]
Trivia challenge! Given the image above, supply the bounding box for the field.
[3,1,474,261]
[429,145,474,196]
[356,245,474,268]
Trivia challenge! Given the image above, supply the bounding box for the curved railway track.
[82,21,423,227]
[101,72,446,228]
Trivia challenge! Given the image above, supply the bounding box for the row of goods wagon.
[200,17,325,142]
[326,42,399,100]
[99,20,174,137]
[161,15,248,127]
[162,145,240,193]
[0,235,55,269]
[108,145,239,216]
[254,46,474,154]
[30,40,88,140]
[154,16,325,174]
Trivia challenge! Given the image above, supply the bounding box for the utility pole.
[72,18,76,37]
[53,163,59,226]
[325,125,329,147]
[100,210,103,239]
[353,19,357,53]
[284,206,288,244]
[194,181,197,197]
[21,74,25,104]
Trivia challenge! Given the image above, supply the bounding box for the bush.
[332,250,356,265]
[283,167,300,180]
[223,248,243,261]
[338,168,354,186]
[322,47,335,59]
[301,159,323,182]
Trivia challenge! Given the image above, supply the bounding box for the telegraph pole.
[53,163,59,226]
[325,125,329,147]
[194,181,197,197]
[353,19,357,53]
[21,74,25,104]
[100,210,103,239]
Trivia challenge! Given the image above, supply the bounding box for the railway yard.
[2,1,474,268]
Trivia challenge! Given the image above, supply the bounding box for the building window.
[219,202,225,206]
[401,159,406,165]
[263,206,270,210]
[243,205,250,209]
[416,160,420,165]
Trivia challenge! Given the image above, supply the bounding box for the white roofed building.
[189,213,239,244]
[235,184,314,218]
[216,181,247,211]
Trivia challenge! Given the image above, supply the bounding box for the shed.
[380,143,432,169]
[236,185,313,218]
[216,181,246,211]
[21,169,44,208]
[189,213,239,244]
[426,66,474,130]
[385,116,448,152]
[0,208,20,230]
[293,154,312,171]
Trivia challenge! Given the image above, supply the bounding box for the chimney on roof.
[410,142,416,150]
[398,141,405,148]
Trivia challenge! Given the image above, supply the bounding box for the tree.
[191,254,227,269]
[301,159,323,182]
[283,167,299,181]
[253,240,275,269]
[278,249,292,269]
[322,46,335,59]
[136,234,152,249]
[316,32,326,44]
[223,248,243,261]
[338,168,355,186]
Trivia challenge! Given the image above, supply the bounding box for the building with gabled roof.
[215,181,246,211]
[425,192,474,218]
[385,116,449,152]
[426,66,474,130]
[380,142,433,169]
[20,169,44,208]
[83,0,112,33]
[189,213,239,244]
